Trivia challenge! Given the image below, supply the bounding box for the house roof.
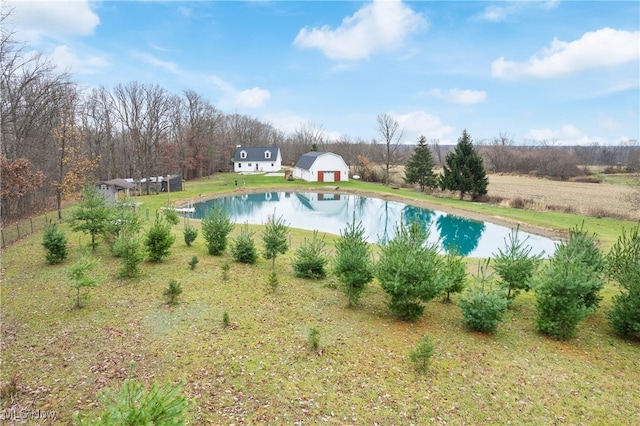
[295,151,326,170]
[100,179,136,190]
[233,146,280,162]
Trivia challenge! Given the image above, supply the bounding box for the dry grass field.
[486,173,640,220]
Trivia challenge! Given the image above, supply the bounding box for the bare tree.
[112,82,171,194]
[376,113,404,185]
[1,11,74,218]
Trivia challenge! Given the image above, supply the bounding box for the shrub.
[222,311,230,328]
[42,221,68,264]
[79,363,189,425]
[409,335,436,373]
[458,261,508,333]
[606,224,640,339]
[188,256,199,270]
[144,212,176,262]
[231,223,258,264]
[292,230,328,279]
[307,326,320,353]
[163,279,182,306]
[183,224,198,246]
[201,206,234,256]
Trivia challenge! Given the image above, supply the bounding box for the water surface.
[189,192,557,257]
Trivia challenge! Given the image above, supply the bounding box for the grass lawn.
[1,173,639,424]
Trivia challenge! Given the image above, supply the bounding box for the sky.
[4,0,639,145]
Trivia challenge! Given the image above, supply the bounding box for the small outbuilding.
[161,174,183,192]
[293,152,349,182]
[233,146,282,173]
[97,179,136,204]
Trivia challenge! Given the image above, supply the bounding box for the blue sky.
[6,0,639,145]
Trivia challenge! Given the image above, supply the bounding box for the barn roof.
[295,151,326,170]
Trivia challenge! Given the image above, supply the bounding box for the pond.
[188,192,557,258]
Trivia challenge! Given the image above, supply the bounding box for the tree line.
[2,9,638,222]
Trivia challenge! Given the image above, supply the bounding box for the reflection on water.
[189,192,556,257]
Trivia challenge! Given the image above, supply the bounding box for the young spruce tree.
[404,135,437,192]
[333,217,374,306]
[202,206,234,256]
[439,129,488,200]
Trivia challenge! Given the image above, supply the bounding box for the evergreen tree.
[606,224,640,339]
[144,212,176,262]
[292,230,329,279]
[42,221,68,264]
[376,221,444,320]
[404,135,437,191]
[68,254,101,308]
[492,226,544,303]
[232,223,258,264]
[333,217,374,306]
[534,230,604,340]
[262,214,289,269]
[70,185,111,250]
[201,206,234,255]
[439,129,488,200]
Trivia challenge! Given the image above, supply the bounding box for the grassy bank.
[1,173,639,424]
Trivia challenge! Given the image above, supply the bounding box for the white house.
[233,146,282,173]
[293,152,349,182]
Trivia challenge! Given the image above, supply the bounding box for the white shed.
[293,152,349,182]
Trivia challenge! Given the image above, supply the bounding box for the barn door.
[318,172,324,182]
[334,171,340,181]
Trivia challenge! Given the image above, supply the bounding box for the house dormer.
[264,150,271,159]
[240,150,247,159]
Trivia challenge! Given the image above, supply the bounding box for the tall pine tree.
[404,135,437,192]
[440,129,488,200]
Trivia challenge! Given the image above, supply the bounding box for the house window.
[264,151,271,159]
[271,163,274,167]
[248,163,252,167]
[100,184,107,190]
[240,151,247,159]
[238,163,242,168]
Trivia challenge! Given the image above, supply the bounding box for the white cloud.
[294,0,427,60]
[6,0,99,42]
[131,51,181,75]
[524,124,595,145]
[476,1,559,22]
[492,28,640,79]
[50,45,108,74]
[234,87,271,108]
[429,88,487,105]
[262,113,310,134]
[392,111,455,143]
